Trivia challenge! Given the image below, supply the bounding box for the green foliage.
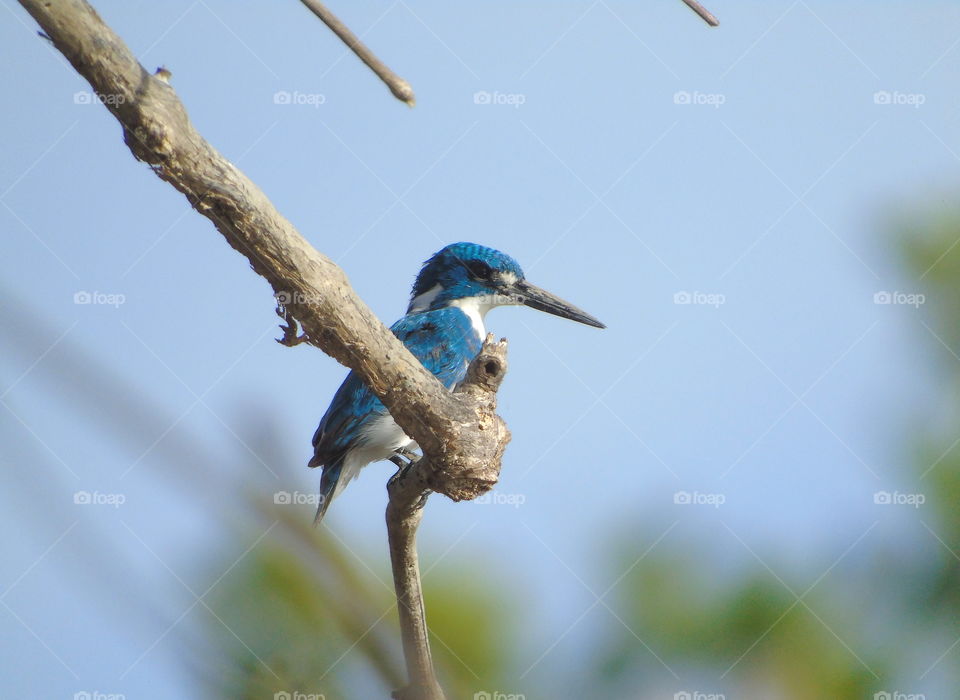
[422,570,517,697]
[592,549,889,699]
[202,505,519,699]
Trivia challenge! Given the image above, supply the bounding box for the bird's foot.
[389,448,420,470]
[275,303,310,346]
[388,449,422,486]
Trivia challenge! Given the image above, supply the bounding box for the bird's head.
[407,242,605,328]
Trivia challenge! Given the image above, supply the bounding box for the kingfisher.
[309,242,604,523]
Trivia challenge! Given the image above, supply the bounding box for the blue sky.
[2,1,959,697]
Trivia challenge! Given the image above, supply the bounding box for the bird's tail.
[313,453,345,526]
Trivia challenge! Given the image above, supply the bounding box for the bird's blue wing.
[310,307,482,467]
[392,307,483,390]
[309,370,384,467]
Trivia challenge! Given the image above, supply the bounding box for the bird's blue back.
[310,306,483,465]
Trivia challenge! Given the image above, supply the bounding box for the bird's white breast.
[358,413,414,461]
[333,414,416,500]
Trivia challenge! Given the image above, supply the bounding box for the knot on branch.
[424,335,511,502]
[462,334,508,395]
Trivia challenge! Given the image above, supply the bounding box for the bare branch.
[299,0,416,106]
[681,0,720,27]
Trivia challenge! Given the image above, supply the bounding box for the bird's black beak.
[512,280,605,329]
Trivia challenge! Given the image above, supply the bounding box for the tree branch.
[681,0,720,27]
[299,0,416,106]
[18,2,507,696]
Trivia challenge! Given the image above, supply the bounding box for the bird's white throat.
[450,296,497,337]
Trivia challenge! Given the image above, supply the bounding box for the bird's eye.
[467,260,493,280]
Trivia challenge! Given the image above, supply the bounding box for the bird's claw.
[388,449,423,489]
[276,303,309,346]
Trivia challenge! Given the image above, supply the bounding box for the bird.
[308,242,605,523]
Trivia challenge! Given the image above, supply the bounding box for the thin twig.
[681,0,720,27]
[299,0,416,106]
[387,471,443,700]
[385,338,509,700]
